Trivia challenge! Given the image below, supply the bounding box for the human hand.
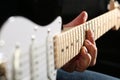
[62,11,97,72]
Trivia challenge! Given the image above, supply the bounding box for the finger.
[76,46,91,71]
[84,40,97,66]
[72,11,88,25]
[63,11,88,28]
[86,30,95,45]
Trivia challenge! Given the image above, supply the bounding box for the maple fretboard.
[54,8,120,68]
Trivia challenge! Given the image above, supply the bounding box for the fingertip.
[81,46,88,54]
[81,11,88,22]
[86,30,95,44]
[86,29,94,37]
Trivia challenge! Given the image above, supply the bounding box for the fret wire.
[117,9,120,27]
[76,27,79,55]
[81,24,84,45]
[102,13,106,36]
[111,10,113,29]
[56,35,60,68]
[89,20,94,37]
[63,33,65,65]
[57,37,61,67]
[90,20,94,36]
[105,13,107,33]
[95,18,99,39]
[109,11,111,29]
[59,34,63,67]
[100,15,102,37]
[64,32,68,65]
[65,32,69,65]
[75,27,79,55]
[62,33,65,65]
[114,10,116,25]
[115,9,118,27]
[114,9,116,27]
[111,10,113,28]
[93,18,96,40]
[85,22,88,30]
[54,36,59,68]
[80,25,84,46]
[72,29,75,59]
[84,23,87,40]
[106,13,109,33]
[108,11,110,29]
[101,15,104,36]
[68,30,71,63]
[68,31,71,61]
[68,31,71,60]
[95,18,98,40]
[113,10,115,27]
[73,28,75,57]
[87,21,93,37]
[91,19,96,40]
[115,9,117,26]
[97,17,100,39]
[77,26,79,53]
[102,14,104,34]
[99,16,102,38]
[112,10,114,28]
[97,17,99,38]
[114,10,117,27]
[118,9,120,28]
[75,27,77,55]
[109,10,112,29]
[98,16,101,38]
[88,21,92,31]
[116,9,118,27]
[74,27,76,56]
[89,21,92,30]
[116,9,120,28]
[86,22,90,31]
[108,12,110,30]
[83,23,86,31]
[115,10,117,26]
[114,9,117,27]
[77,25,81,52]
[113,10,116,27]
[83,23,86,32]
[63,33,66,66]
[70,29,73,62]
[65,32,69,63]
[108,11,110,30]
[93,20,96,39]
[103,13,106,34]
[86,22,88,30]
[56,35,61,68]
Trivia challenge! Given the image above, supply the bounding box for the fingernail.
[83,11,88,22]
[82,46,88,53]
[85,40,91,46]
[87,30,94,37]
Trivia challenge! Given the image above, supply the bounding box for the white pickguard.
[0,16,62,80]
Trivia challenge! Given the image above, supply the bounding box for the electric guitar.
[0,0,120,80]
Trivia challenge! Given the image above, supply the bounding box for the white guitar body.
[0,16,62,80]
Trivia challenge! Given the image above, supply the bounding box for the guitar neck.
[54,8,120,69]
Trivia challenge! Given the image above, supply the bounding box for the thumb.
[63,11,88,28]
